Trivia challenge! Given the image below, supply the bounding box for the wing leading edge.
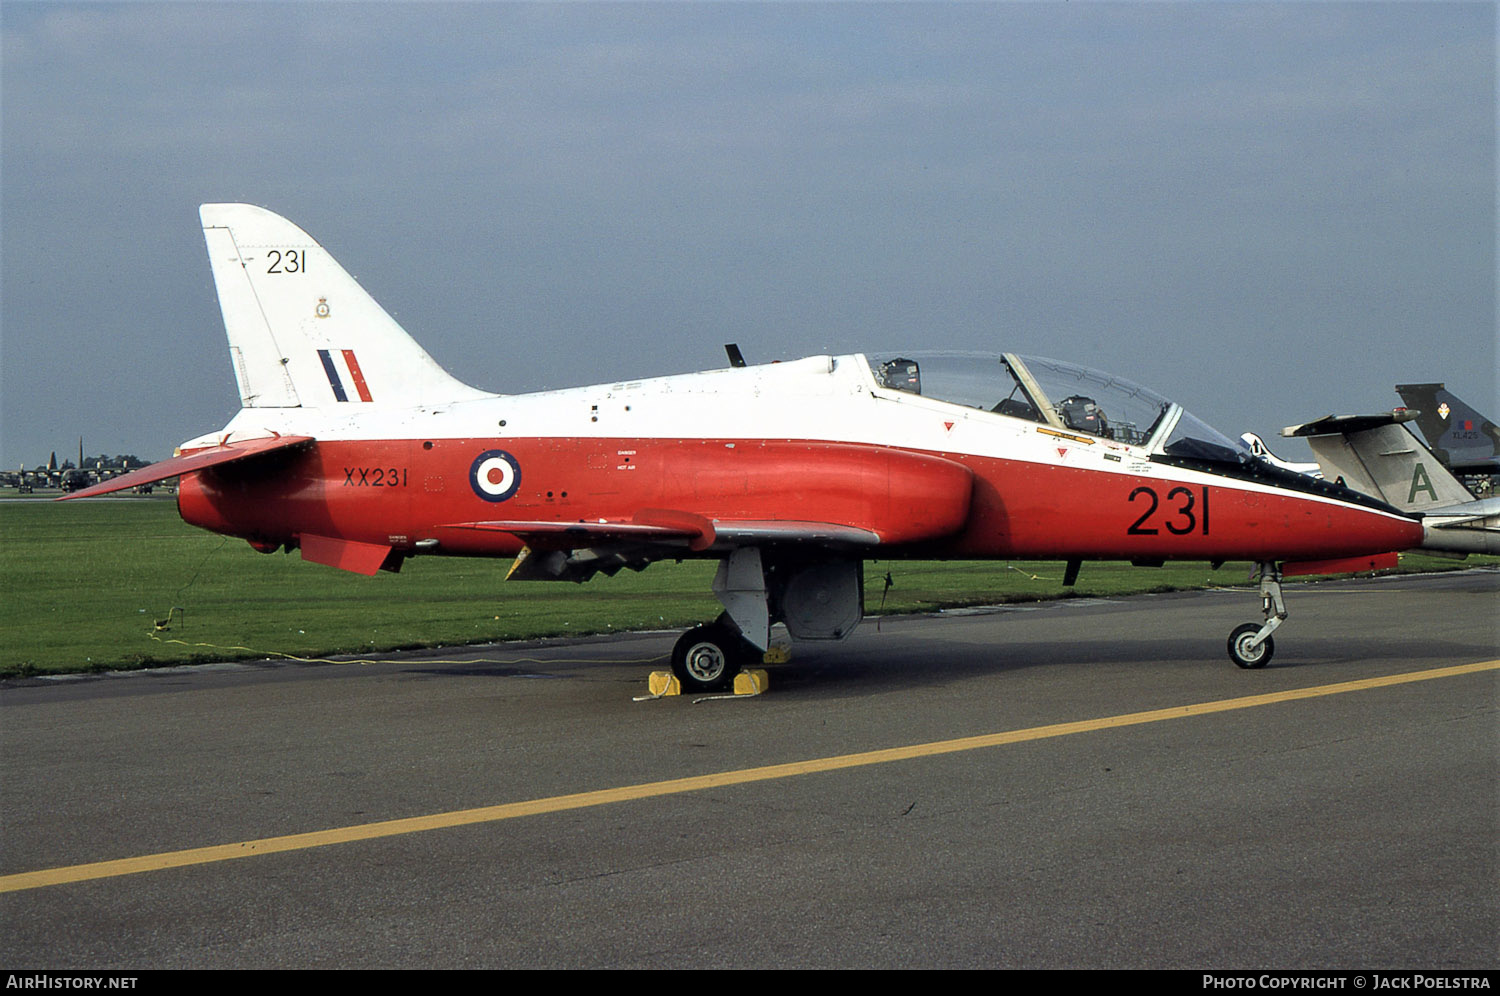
[445,513,886,582]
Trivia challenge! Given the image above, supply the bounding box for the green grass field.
[1,496,1486,676]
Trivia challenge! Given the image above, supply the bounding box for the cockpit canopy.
[866,351,1248,464]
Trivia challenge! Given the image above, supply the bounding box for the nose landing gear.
[1228,561,1286,669]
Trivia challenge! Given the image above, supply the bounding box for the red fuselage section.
[177,435,1423,567]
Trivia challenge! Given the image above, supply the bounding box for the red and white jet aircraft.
[67,204,1424,686]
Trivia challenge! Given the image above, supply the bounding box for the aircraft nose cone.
[1264,470,1426,557]
[1224,482,1426,562]
[1388,511,1427,549]
[1340,502,1424,555]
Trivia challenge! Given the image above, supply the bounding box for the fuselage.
[177,352,1424,566]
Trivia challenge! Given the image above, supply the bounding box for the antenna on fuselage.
[725,344,747,368]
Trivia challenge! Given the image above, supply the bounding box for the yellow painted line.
[3,660,1495,894]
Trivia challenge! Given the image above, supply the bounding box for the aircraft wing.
[445,512,886,582]
[446,517,714,551]
[446,514,882,551]
[705,520,880,546]
[56,435,316,500]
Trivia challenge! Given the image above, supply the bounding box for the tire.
[1227,622,1274,669]
[671,623,745,692]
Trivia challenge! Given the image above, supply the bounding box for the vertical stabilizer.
[199,204,491,409]
[1302,424,1474,511]
[1394,382,1500,472]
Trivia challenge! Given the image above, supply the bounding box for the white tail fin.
[199,204,491,409]
[1304,424,1474,511]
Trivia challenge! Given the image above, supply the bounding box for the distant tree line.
[16,454,153,474]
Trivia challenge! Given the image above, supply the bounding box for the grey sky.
[2,1,1493,469]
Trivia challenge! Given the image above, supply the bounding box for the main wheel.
[671,622,746,692]
[1227,622,1274,669]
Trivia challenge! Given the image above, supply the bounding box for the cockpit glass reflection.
[865,351,1248,463]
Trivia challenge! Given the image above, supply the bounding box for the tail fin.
[199,204,491,409]
[1239,432,1322,477]
[1394,382,1500,473]
[1282,412,1473,512]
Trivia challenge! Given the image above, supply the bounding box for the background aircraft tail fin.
[199,204,491,409]
[1283,413,1473,511]
[1240,432,1322,477]
[1394,382,1500,472]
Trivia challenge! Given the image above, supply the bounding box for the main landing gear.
[670,616,759,693]
[669,548,865,692]
[1227,561,1286,669]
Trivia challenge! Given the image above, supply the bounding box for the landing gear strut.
[1227,561,1286,669]
[669,548,865,691]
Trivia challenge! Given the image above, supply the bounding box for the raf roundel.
[469,450,522,502]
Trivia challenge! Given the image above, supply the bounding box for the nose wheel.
[1228,622,1274,668]
[1227,561,1285,669]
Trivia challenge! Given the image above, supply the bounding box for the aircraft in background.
[66,204,1424,680]
[1394,383,1500,476]
[1239,432,1322,478]
[1283,410,1500,556]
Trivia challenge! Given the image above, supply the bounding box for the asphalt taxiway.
[1,569,1495,968]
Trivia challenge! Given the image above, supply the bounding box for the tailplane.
[199,204,491,409]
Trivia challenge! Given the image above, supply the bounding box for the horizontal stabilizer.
[1281,409,1420,438]
[57,435,314,501]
